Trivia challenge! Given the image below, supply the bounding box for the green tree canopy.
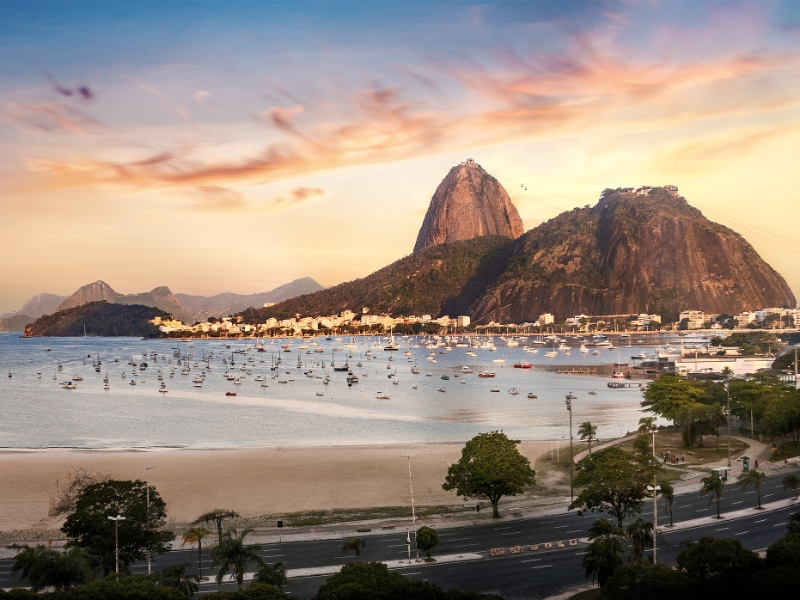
[415,526,440,560]
[583,519,625,588]
[602,560,689,598]
[194,510,240,546]
[61,479,172,576]
[442,431,535,518]
[676,537,762,579]
[210,529,264,589]
[569,447,661,525]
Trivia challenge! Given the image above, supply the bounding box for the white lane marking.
[732,501,744,505]
[696,509,708,512]
[554,525,568,529]
[521,558,541,563]
[764,494,774,497]
[715,528,729,532]
[453,543,480,548]
[755,519,767,524]
[532,565,552,570]
[403,572,422,576]
[501,531,522,536]
[448,538,470,541]
[492,526,511,531]
[734,531,749,536]
[566,530,582,534]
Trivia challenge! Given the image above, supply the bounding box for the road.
[1,469,798,598]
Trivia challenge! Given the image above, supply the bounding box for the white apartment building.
[679,310,706,330]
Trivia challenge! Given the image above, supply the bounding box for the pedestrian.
[476,502,481,513]
[755,460,759,470]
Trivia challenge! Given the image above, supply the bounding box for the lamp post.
[402,454,418,561]
[107,515,126,580]
[406,527,412,565]
[565,397,574,503]
[141,466,154,575]
[650,428,657,458]
[725,374,732,468]
[646,484,661,563]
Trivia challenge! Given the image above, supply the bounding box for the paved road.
[2,469,798,598]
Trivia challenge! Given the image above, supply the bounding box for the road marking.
[734,531,749,536]
[492,526,511,530]
[764,494,774,497]
[575,551,588,556]
[696,508,708,512]
[520,558,541,563]
[262,554,285,558]
[448,538,470,541]
[453,543,480,548]
[554,525,568,529]
[532,565,552,570]
[387,544,409,548]
[774,523,787,527]
[732,501,743,505]
[755,519,767,524]
[501,531,522,536]
[403,572,422,576]
[566,530,582,534]
[715,528,729,532]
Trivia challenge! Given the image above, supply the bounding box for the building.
[679,310,706,330]
[675,353,774,377]
[538,313,554,326]
[457,316,471,328]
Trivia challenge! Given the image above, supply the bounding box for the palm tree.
[738,469,769,509]
[638,417,656,434]
[625,518,653,561]
[700,472,725,518]
[182,527,211,581]
[194,510,240,547]
[578,421,598,454]
[583,519,624,588]
[782,473,800,500]
[159,563,200,597]
[341,537,366,558]
[253,563,287,588]
[210,529,264,589]
[659,480,675,527]
[47,547,93,591]
[10,545,56,592]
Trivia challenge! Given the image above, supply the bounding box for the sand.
[0,442,551,534]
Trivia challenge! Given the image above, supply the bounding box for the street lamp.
[107,515,126,579]
[646,484,661,564]
[725,374,732,468]
[402,454,419,561]
[649,428,657,459]
[565,397,574,503]
[141,466,154,575]
[406,527,412,564]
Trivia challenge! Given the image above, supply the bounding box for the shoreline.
[0,441,552,533]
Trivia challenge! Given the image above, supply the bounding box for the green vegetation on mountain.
[23,301,168,337]
[0,313,34,331]
[237,236,513,322]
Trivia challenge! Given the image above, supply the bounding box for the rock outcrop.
[414,159,524,252]
[470,187,796,323]
[57,281,119,311]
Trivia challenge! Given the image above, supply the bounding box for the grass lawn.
[571,588,601,600]
[617,426,749,468]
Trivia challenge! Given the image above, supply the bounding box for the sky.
[1,0,799,313]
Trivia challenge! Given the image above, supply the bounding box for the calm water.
[0,332,670,449]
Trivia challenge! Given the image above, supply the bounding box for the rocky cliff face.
[470,187,796,323]
[414,159,524,252]
[57,281,119,311]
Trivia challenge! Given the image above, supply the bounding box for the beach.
[0,441,551,535]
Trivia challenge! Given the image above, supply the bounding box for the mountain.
[414,159,524,252]
[1,293,67,320]
[57,281,120,311]
[470,187,796,323]
[57,281,189,323]
[176,277,324,322]
[0,314,34,332]
[237,236,513,322]
[23,301,168,337]
[246,185,795,324]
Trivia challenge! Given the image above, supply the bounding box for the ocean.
[0,332,668,449]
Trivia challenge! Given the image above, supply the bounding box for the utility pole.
[726,375,731,468]
[141,466,154,575]
[647,483,661,564]
[107,515,126,580]
[565,397,574,503]
[402,454,418,561]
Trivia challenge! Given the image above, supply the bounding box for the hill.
[414,159,523,252]
[237,236,513,322]
[176,277,324,322]
[0,314,34,332]
[470,187,796,323]
[246,185,794,324]
[23,301,168,337]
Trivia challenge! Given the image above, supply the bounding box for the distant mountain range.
[0,278,323,331]
[241,164,795,324]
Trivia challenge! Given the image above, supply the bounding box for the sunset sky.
[1,0,799,314]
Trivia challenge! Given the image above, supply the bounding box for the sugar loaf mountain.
[244,159,794,325]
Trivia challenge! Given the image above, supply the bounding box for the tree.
[738,469,768,509]
[637,417,656,434]
[11,545,93,592]
[782,473,800,500]
[61,479,172,576]
[253,563,287,588]
[340,537,366,558]
[158,563,200,598]
[602,560,689,599]
[569,447,660,526]
[578,421,598,454]
[676,537,761,579]
[659,480,675,527]
[194,510,240,547]
[625,519,653,562]
[182,527,211,580]
[442,431,535,518]
[583,519,625,588]
[210,529,264,589]
[707,404,727,450]
[415,526,440,560]
[700,473,725,519]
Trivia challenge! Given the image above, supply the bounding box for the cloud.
[193,186,246,210]
[7,102,104,134]
[269,186,325,211]
[194,90,210,104]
